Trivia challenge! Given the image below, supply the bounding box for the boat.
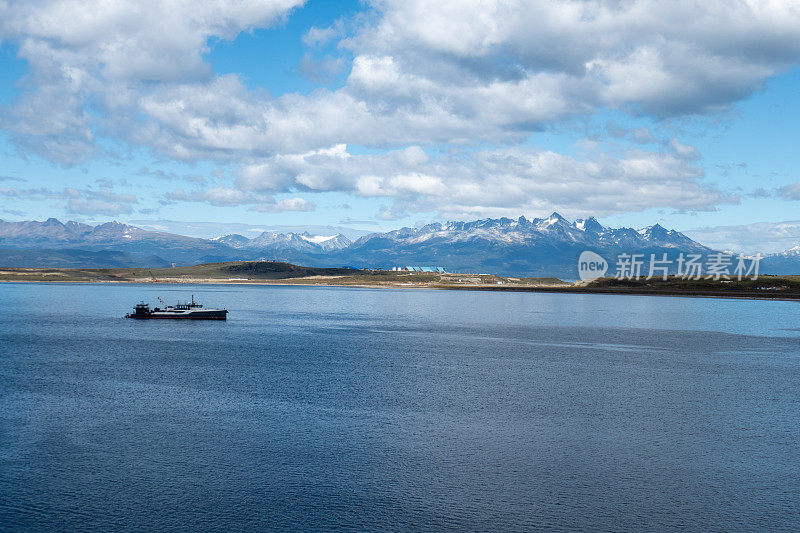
[125,295,228,320]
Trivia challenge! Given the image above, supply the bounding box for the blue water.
[1,283,799,531]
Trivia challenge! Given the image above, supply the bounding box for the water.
[1,283,799,532]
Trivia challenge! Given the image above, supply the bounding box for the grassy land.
[571,275,800,300]
[2,261,799,300]
[0,261,567,287]
[587,275,800,291]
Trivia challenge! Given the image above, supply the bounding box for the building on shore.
[391,266,447,273]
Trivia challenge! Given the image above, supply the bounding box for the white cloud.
[167,186,261,207]
[686,220,800,254]
[66,197,133,216]
[0,0,305,162]
[165,186,316,213]
[355,173,447,197]
[233,141,736,219]
[303,25,339,47]
[3,0,798,165]
[1,0,304,82]
[351,0,800,116]
[299,53,347,83]
[250,197,316,213]
[1,0,798,217]
[195,187,253,207]
[778,181,800,200]
[0,185,137,215]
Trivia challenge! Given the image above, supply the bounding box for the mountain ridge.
[1,215,797,276]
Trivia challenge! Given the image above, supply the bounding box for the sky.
[0,0,799,252]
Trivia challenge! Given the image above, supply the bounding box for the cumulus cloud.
[237,144,430,192]
[1,0,798,216]
[0,0,305,162]
[169,186,257,207]
[2,0,798,164]
[234,141,736,219]
[303,25,338,47]
[0,0,304,82]
[249,197,316,213]
[166,186,316,213]
[350,0,800,116]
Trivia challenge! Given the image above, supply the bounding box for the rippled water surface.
[1,283,800,531]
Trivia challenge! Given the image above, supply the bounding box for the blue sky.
[1,0,800,252]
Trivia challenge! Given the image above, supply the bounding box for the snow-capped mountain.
[0,218,93,243]
[350,214,706,252]
[247,231,352,253]
[0,218,191,247]
[211,234,251,248]
[0,214,751,276]
[759,244,800,275]
[297,233,353,252]
[329,213,710,276]
[0,218,236,266]
[212,231,352,253]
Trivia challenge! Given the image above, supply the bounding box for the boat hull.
[126,310,228,320]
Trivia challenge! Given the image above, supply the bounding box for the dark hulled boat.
[126,295,227,320]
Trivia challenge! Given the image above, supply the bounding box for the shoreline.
[2,261,798,301]
[3,277,800,302]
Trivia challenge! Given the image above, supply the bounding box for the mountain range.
[1,215,797,277]
[213,231,353,253]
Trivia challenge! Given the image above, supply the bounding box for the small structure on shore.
[392,266,447,273]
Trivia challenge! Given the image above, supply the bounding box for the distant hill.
[0,247,170,268]
[3,214,797,277]
[0,218,233,265]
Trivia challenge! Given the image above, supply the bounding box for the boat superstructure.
[126,295,227,320]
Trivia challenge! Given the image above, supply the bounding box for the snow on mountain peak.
[537,212,568,229]
[776,244,800,256]
[575,217,605,233]
[299,234,338,244]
